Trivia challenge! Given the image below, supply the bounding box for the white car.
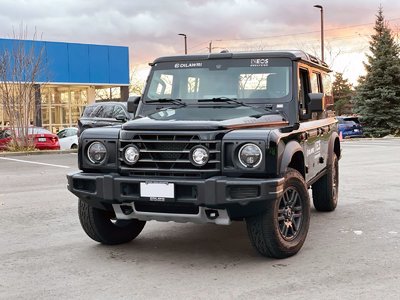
[57,127,78,150]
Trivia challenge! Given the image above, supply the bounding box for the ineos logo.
[250,58,269,67]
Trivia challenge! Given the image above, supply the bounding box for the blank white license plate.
[140,182,174,199]
[38,137,46,142]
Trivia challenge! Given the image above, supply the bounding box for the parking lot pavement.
[1,140,400,299]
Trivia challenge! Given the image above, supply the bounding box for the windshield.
[145,58,292,103]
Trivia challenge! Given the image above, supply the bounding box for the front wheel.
[246,168,310,258]
[78,199,146,245]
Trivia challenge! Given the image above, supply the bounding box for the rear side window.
[82,105,101,117]
[113,105,126,118]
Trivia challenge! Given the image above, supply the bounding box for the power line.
[214,17,400,42]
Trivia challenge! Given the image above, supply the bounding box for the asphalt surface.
[0,139,399,299]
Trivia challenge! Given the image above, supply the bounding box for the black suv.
[77,102,133,136]
[67,51,341,259]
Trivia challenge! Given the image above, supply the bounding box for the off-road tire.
[78,199,146,245]
[246,168,310,258]
[312,154,339,212]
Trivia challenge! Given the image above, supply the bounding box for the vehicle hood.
[122,106,287,131]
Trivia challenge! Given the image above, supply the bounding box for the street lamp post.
[314,5,324,62]
[178,33,187,55]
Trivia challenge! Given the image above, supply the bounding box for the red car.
[0,127,60,150]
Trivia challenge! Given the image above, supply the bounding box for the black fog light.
[238,143,262,168]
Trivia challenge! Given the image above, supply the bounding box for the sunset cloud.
[0,0,399,84]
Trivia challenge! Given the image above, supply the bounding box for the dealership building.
[0,38,129,132]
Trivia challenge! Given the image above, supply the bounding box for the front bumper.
[67,171,284,206]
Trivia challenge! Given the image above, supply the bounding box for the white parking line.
[0,157,70,169]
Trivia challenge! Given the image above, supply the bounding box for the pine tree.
[353,7,400,137]
[332,72,353,115]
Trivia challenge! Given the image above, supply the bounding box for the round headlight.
[124,145,140,164]
[190,146,209,166]
[238,143,262,168]
[87,142,107,164]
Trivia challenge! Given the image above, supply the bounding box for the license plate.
[354,129,359,132]
[38,137,46,142]
[140,182,174,200]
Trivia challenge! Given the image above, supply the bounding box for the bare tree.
[129,67,146,96]
[95,87,120,101]
[0,26,47,150]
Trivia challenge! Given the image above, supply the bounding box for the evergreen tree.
[353,7,400,137]
[332,72,353,115]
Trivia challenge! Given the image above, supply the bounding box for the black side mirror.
[127,96,141,114]
[308,93,324,112]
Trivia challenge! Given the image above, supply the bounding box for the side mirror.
[127,96,141,114]
[115,114,128,122]
[308,93,324,112]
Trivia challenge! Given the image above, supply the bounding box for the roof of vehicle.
[151,50,330,72]
[86,101,127,107]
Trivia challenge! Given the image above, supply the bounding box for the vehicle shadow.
[89,221,272,265]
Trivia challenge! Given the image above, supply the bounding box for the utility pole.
[208,41,212,53]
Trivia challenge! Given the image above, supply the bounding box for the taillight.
[51,136,58,143]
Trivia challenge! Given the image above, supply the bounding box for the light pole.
[314,5,324,62]
[178,33,187,55]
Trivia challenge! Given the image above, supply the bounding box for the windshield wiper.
[145,98,186,106]
[198,97,251,107]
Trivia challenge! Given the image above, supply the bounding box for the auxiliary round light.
[238,143,262,168]
[87,142,107,164]
[190,146,209,166]
[124,145,140,164]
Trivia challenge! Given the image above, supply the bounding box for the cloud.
[0,0,399,83]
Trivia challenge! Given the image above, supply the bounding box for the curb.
[0,149,77,157]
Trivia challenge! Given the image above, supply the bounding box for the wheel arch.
[279,141,305,178]
[328,132,341,164]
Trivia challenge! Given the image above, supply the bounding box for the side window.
[310,72,322,93]
[57,129,67,138]
[299,68,310,114]
[322,73,333,96]
[113,105,126,118]
[322,73,334,109]
[99,105,114,118]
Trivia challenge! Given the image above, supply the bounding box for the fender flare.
[327,132,341,166]
[279,140,304,176]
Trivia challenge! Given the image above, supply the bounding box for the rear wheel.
[246,168,310,258]
[312,154,339,212]
[78,199,146,245]
[71,144,78,149]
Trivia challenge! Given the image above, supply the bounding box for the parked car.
[77,102,134,136]
[0,126,60,150]
[57,127,78,150]
[337,116,364,138]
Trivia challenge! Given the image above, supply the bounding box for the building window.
[41,86,89,133]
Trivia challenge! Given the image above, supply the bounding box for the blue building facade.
[0,38,130,132]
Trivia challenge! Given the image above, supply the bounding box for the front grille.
[119,133,221,177]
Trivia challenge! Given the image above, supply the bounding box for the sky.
[0,0,399,85]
